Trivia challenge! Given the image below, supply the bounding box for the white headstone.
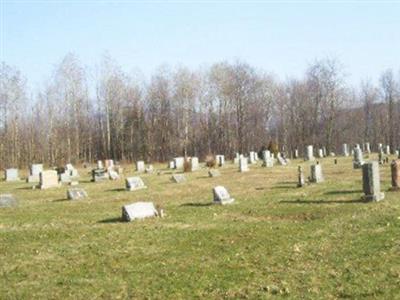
[122,202,159,221]
[174,157,185,169]
[215,155,225,167]
[5,168,19,182]
[239,156,249,172]
[310,164,324,183]
[306,145,314,161]
[190,157,199,171]
[213,186,235,205]
[67,188,88,200]
[136,161,145,173]
[39,170,60,189]
[125,177,147,191]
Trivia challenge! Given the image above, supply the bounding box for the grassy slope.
[0,156,399,299]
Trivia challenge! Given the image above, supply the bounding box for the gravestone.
[342,143,349,157]
[353,147,364,169]
[248,151,256,164]
[362,161,385,201]
[293,149,299,159]
[115,166,123,175]
[67,188,88,200]
[390,160,400,191]
[306,145,314,161]
[297,166,305,187]
[378,143,383,152]
[395,149,399,158]
[365,142,371,154]
[145,165,154,173]
[277,155,288,166]
[168,161,175,169]
[122,202,159,222]
[0,194,17,208]
[174,157,185,170]
[213,186,235,205]
[105,159,114,169]
[126,177,147,191]
[322,147,327,157]
[108,170,120,180]
[92,168,108,182]
[208,169,221,177]
[262,150,274,167]
[59,172,71,183]
[171,174,186,183]
[385,145,391,155]
[65,163,79,177]
[5,168,19,182]
[39,170,60,189]
[190,157,199,171]
[215,155,225,167]
[239,156,249,172]
[318,148,324,158]
[136,161,145,173]
[27,164,43,183]
[310,164,324,183]
[97,160,103,169]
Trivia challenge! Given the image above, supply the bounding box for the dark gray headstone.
[362,161,384,201]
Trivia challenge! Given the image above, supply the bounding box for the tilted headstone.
[174,157,185,170]
[92,168,108,182]
[362,161,384,201]
[213,186,235,205]
[239,156,249,172]
[277,155,288,166]
[171,174,186,183]
[136,161,145,173]
[310,164,324,183]
[5,168,19,182]
[390,160,400,191]
[27,164,43,183]
[39,170,60,189]
[122,202,159,222]
[353,147,364,169]
[306,145,314,161]
[297,166,305,187]
[125,176,147,191]
[67,188,88,200]
[342,144,349,157]
[0,194,17,208]
[208,169,221,177]
[190,157,199,171]
[215,155,225,167]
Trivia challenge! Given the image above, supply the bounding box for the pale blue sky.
[1,1,400,89]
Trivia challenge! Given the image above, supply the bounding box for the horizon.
[2,1,400,92]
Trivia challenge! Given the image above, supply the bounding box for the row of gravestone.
[296,160,400,201]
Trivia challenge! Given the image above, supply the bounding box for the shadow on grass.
[272,185,297,190]
[98,217,124,223]
[106,188,126,192]
[181,202,213,207]
[17,186,35,190]
[280,199,365,205]
[52,198,68,202]
[324,190,362,195]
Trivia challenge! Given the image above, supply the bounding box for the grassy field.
[1,156,400,299]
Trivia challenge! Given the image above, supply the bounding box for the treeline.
[1,54,399,168]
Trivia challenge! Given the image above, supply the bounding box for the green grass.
[1,156,400,299]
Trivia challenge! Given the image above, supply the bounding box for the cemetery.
[1,149,399,298]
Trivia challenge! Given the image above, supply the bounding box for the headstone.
[239,156,249,172]
[318,148,324,158]
[190,157,199,171]
[122,202,159,222]
[215,155,225,167]
[385,145,390,155]
[174,157,185,170]
[310,164,324,183]
[67,188,88,200]
[97,160,103,169]
[171,174,186,183]
[293,149,299,159]
[125,177,147,191]
[395,149,399,158]
[59,172,71,183]
[277,155,288,166]
[208,169,221,177]
[248,151,256,164]
[390,160,400,191]
[69,181,79,186]
[0,194,17,207]
[145,165,154,173]
[353,147,364,169]
[306,145,314,161]
[92,168,108,182]
[105,159,114,169]
[342,143,349,157]
[27,164,43,183]
[108,170,120,180]
[362,161,385,201]
[65,163,79,177]
[322,147,327,157]
[378,150,384,165]
[262,150,273,167]
[168,161,175,169]
[5,168,19,182]
[365,142,371,154]
[213,186,234,205]
[136,161,145,173]
[297,166,305,187]
[39,170,60,189]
